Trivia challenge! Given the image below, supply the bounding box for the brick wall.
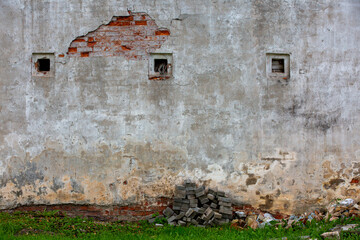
[67,12,170,59]
[4,201,288,221]
[4,197,172,221]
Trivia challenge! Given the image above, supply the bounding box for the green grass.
[0,211,359,239]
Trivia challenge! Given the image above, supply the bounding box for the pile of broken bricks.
[148,180,233,227]
[146,181,360,237]
[231,198,360,232]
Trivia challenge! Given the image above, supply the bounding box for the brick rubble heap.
[149,180,232,227]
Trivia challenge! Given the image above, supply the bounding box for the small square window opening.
[272,58,284,73]
[149,53,173,80]
[154,59,168,74]
[266,53,290,80]
[32,53,55,77]
[37,59,50,72]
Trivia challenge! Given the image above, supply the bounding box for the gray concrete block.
[174,197,183,203]
[175,211,185,220]
[178,220,186,226]
[175,190,186,198]
[185,182,196,188]
[191,219,199,225]
[187,194,196,199]
[176,185,186,190]
[214,212,222,219]
[195,190,205,198]
[181,199,190,204]
[202,207,214,221]
[217,191,226,197]
[167,215,177,223]
[210,203,217,209]
[219,206,232,215]
[198,208,205,214]
[163,207,174,218]
[219,201,231,207]
[186,190,195,195]
[181,205,190,212]
[208,188,216,195]
[185,208,195,217]
[173,205,181,211]
[207,193,215,201]
[218,197,231,202]
[199,196,209,204]
[195,186,205,193]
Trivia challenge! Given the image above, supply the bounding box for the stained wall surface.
[1,0,360,214]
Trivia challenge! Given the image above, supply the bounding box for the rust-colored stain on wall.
[67,12,170,59]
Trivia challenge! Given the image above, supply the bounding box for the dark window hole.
[37,58,50,72]
[272,58,284,73]
[154,59,168,74]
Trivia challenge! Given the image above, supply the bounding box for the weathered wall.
[1,0,360,215]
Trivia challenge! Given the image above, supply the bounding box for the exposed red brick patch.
[67,12,170,59]
[149,75,171,81]
[155,29,170,35]
[87,42,96,47]
[350,178,359,184]
[58,54,65,58]
[117,16,134,21]
[68,47,77,53]
[81,52,89,57]
[108,21,131,26]
[73,38,86,42]
[135,21,147,25]
[121,45,131,51]
[2,197,172,221]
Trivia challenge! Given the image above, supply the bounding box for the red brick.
[58,54,65,57]
[68,47,77,53]
[73,38,86,42]
[121,45,131,51]
[108,21,131,26]
[68,12,170,60]
[135,21,147,25]
[81,52,90,57]
[155,30,170,35]
[87,42,96,47]
[117,16,134,21]
[351,178,359,184]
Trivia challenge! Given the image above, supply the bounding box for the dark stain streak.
[37,187,47,196]
[286,96,340,133]
[11,162,44,188]
[70,178,84,194]
[323,178,345,190]
[259,195,274,210]
[13,190,23,197]
[287,97,304,116]
[246,175,257,186]
[50,178,64,193]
